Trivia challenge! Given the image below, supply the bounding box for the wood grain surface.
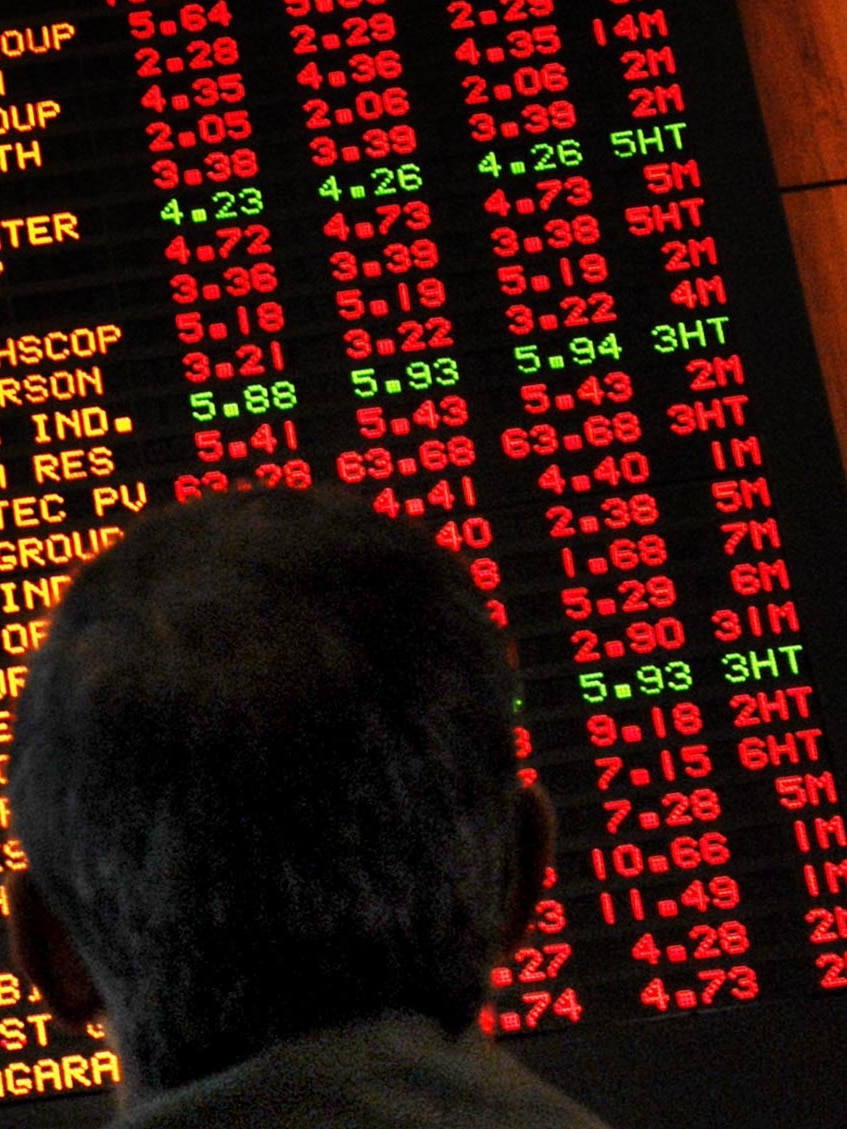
[735,0,847,467]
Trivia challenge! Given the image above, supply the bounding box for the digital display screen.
[1,2,847,1124]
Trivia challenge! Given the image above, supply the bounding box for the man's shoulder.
[110,1013,615,1129]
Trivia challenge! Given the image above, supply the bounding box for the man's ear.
[502,783,557,953]
[6,870,103,1033]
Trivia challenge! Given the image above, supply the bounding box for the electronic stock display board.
[1,2,847,1126]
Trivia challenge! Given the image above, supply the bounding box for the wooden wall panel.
[735,0,847,470]
[736,0,847,186]
[781,186,847,446]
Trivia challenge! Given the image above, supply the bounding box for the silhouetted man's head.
[9,490,550,1096]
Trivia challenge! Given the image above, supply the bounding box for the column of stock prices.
[1,1,847,1122]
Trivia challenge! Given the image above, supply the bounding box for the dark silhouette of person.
[8,489,614,1129]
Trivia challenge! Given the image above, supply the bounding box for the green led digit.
[665,661,693,692]
[433,357,460,386]
[406,361,432,390]
[270,381,297,410]
[238,187,264,216]
[189,391,215,422]
[579,672,608,704]
[244,385,270,414]
[351,368,378,397]
[635,665,663,695]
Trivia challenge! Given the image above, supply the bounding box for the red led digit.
[192,73,247,106]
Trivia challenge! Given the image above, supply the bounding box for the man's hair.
[9,490,520,1092]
